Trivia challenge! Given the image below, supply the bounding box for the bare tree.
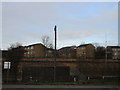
[93,42,99,48]
[41,35,53,48]
[8,42,22,50]
[49,43,53,49]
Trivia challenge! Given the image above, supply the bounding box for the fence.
[2,58,120,83]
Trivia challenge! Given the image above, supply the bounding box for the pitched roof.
[78,43,94,47]
[107,46,120,48]
[59,46,76,51]
[24,43,45,48]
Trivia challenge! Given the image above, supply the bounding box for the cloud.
[57,2,118,47]
[2,2,57,49]
[2,2,118,49]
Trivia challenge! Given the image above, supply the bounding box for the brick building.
[76,44,95,59]
[24,43,46,58]
[58,46,76,58]
[107,46,120,59]
[2,50,8,58]
[2,43,120,83]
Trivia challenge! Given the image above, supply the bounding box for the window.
[31,46,34,49]
[82,52,86,54]
[4,62,11,69]
[28,47,30,49]
[48,50,52,53]
[28,52,30,54]
[114,52,117,56]
[112,48,116,51]
[81,47,86,49]
[30,52,33,54]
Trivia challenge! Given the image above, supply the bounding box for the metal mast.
[54,25,57,82]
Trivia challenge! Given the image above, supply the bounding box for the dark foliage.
[6,44,25,81]
[95,46,106,59]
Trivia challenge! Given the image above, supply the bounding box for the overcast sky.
[2,2,118,50]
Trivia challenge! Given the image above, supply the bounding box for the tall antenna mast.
[105,33,108,62]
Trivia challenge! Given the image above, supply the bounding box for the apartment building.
[24,43,46,58]
[107,46,120,59]
[45,48,54,58]
[58,46,77,58]
[76,44,95,59]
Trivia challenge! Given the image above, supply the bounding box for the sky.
[2,2,118,50]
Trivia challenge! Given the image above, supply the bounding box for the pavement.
[1,85,120,90]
